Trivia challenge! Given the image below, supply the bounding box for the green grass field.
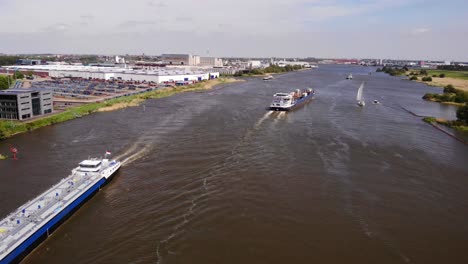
[426,70,468,80]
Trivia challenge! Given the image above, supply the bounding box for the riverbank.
[423,117,468,133]
[0,78,241,140]
[423,97,465,107]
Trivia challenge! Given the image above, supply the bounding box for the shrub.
[420,69,428,75]
[421,76,432,82]
[13,72,24,79]
[440,93,454,102]
[457,105,468,123]
[454,91,468,103]
[422,93,434,100]
[432,74,437,77]
[410,76,418,81]
[443,84,456,93]
[439,73,445,78]
[423,117,436,123]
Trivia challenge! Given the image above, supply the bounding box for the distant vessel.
[263,75,273,80]
[346,74,353,80]
[373,100,380,104]
[269,88,315,111]
[356,82,365,107]
[0,153,121,264]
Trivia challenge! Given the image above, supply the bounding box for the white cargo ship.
[268,88,315,111]
[0,153,121,264]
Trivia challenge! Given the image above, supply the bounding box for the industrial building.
[16,59,43,65]
[161,54,195,65]
[1,65,220,83]
[161,54,223,67]
[0,89,53,120]
[199,57,223,67]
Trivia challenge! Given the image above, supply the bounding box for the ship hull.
[1,167,120,264]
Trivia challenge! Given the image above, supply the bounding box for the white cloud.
[410,27,431,35]
[43,23,70,32]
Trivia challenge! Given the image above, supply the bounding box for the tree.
[456,105,468,123]
[13,71,24,79]
[250,68,264,75]
[0,75,11,89]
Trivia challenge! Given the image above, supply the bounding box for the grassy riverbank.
[405,69,468,92]
[0,78,241,140]
[424,70,468,80]
[423,117,468,132]
[422,84,468,105]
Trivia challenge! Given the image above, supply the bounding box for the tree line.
[437,65,468,71]
[376,66,408,76]
[236,64,304,76]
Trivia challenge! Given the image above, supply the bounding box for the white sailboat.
[356,82,365,107]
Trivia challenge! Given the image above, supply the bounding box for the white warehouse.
[2,65,220,83]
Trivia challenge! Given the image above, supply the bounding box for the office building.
[0,89,53,120]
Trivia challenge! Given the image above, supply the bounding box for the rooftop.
[1,65,217,77]
[79,160,102,166]
[0,88,49,95]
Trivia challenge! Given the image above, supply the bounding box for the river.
[1,65,467,264]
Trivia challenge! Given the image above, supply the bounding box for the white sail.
[356,82,364,101]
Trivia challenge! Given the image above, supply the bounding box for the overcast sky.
[0,0,467,60]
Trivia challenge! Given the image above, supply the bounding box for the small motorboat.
[372,100,380,104]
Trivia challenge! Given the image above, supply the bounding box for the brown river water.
[1,65,467,264]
